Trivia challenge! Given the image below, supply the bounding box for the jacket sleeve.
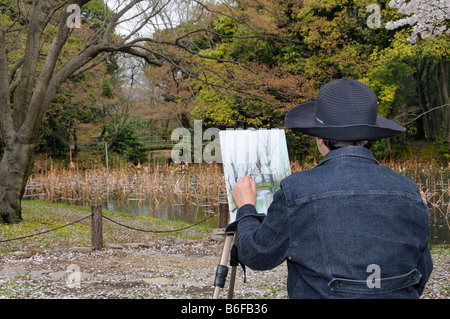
[235,188,290,271]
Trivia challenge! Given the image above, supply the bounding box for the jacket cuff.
[237,203,258,217]
[225,204,265,232]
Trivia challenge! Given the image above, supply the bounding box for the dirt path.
[0,237,289,299]
[0,202,448,299]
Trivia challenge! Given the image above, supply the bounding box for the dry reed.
[24,158,449,237]
[25,161,229,208]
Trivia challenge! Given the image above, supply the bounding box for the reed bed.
[25,161,228,210]
[379,158,450,243]
[24,158,449,240]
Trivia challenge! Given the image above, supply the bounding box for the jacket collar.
[316,146,379,167]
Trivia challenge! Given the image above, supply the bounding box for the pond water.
[103,195,222,229]
[429,214,449,244]
[407,170,449,245]
[100,162,449,244]
[102,191,449,244]
[24,164,449,244]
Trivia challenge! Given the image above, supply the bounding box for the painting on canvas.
[219,129,291,223]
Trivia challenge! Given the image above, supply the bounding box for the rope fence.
[0,214,93,243]
[101,213,219,234]
[0,203,229,249]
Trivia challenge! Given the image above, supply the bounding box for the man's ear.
[315,137,330,156]
[316,137,324,146]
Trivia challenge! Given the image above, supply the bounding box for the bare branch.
[8,55,25,85]
[69,53,112,78]
[120,0,170,42]
[102,0,144,43]
[20,1,92,136]
[141,45,278,104]
[13,0,53,131]
[402,104,450,125]
[125,35,255,72]
[115,46,163,67]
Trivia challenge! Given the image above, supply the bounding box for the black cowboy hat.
[285,78,405,140]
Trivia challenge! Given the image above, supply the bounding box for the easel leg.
[212,233,234,299]
[227,261,237,299]
[228,240,241,298]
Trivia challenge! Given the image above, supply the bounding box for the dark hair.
[323,139,375,151]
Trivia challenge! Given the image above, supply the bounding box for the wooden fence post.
[91,205,103,250]
[219,202,229,229]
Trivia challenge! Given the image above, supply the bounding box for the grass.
[0,200,215,257]
[429,243,450,255]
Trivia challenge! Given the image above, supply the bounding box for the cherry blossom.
[385,0,450,43]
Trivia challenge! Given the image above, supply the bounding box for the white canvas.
[219,129,291,223]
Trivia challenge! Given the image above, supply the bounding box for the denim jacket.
[228,146,433,299]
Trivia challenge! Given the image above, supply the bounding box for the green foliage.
[363,30,418,116]
[81,0,115,30]
[36,102,101,156]
[36,116,71,156]
[7,0,447,165]
[36,74,103,156]
[192,89,237,126]
[214,15,237,38]
[0,1,15,29]
[229,37,281,66]
[102,77,115,98]
[282,0,394,85]
[359,24,449,142]
[431,130,450,162]
[143,0,448,163]
[107,118,151,165]
[285,130,318,162]
[371,139,392,159]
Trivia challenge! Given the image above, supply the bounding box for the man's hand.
[232,176,257,208]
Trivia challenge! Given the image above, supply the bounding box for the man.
[228,78,433,298]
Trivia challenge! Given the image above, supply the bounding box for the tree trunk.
[413,64,426,139]
[0,0,53,224]
[439,59,450,149]
[0,140,35,223]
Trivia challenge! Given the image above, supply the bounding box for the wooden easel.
[212,203,239,299]
[212,231,236,299]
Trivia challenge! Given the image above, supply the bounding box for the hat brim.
[285,101,406,140]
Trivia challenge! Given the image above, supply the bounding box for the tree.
[0,0,263,223]
[385,0,450,43]
[141,0,315,130]
[364,32,449,143]
[384,0,449,147]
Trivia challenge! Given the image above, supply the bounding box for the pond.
[24,161,449,244]
[103,194,222,229]
[407,169,449,245]
[102,189,449,244]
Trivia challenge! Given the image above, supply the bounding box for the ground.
[0,201,448,299]
[0,201,288,299]
[0,241,289,299]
